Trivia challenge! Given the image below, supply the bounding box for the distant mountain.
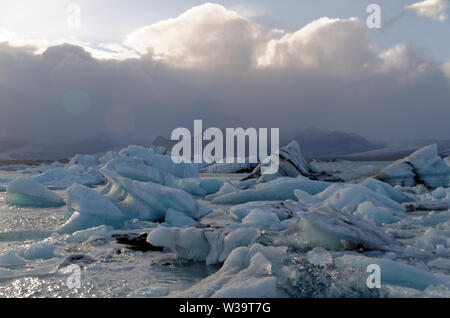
[289,128,382,159]
[152,136,178,150]
[153,129,381,160]
[341,139,450,161]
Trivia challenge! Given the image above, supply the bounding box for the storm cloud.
[0,3,449,153]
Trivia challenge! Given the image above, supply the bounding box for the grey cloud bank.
[0,3,449,156]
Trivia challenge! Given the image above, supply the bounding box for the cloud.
[229,4,267,18]
[405,0,449,21]
[0,3,449,155]
[124,3,266,69]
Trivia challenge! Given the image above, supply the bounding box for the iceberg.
[0,177,11,192]
[164,208,197,227]
[229,201,297,221]
[22,161,64,174]
[102,156,164,184]
[98,151,119,164]
[299,208,404,251]
[118,145,155,159]
[241,210,286,231]
[294,184,406,224]
[32,167,104,189]
[376,144,450,188]
[212,176,330,205]
[243,140,333,183]
[335,254,450,291]
[56,184,125,233]
[6,177,65,207]
[148,226,260,265]
[170,244,284,297]
[145,154,198,179]
[100,169,210,221]
[205,182,238,200]
[0,250,27,267]
[68,154,98,167]
[306,247,333,267]
[362,178,412,203]
[177,178,224,196]
[15,240,56,260]
[66,183,123,220]
[265,205,403,252]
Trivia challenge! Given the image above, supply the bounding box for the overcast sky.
[0,0,449,148]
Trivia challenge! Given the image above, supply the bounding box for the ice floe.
[243,140,332,183]
[6,177,65,207]
[334,254,450,290]
[148,226,260,265]
[32,167,104,189]
[170,244,284,297]
[100,169,210,221]
[68,154,98,167]
[212,176,330,205]
[377,144,450,188]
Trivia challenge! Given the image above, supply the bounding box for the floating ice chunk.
[102,156,164,184]
[306,247,333,267]
[32,167,104,189]
[57,212,114,234]
[171,244,284,297]
[23,161,64,174]
[0,177,11,192]
[0,250,27,267]
[65,225,115,243]
[148,226,260,265]
[6,177,64,207]
[177,178,225,196]
[176,178,206,195]
[412,228,448,254]
[335,254,450,290]
[212,176,330,205]
[98,151,118,164]
[145,154,198,179]
[241,210,286,231]
[15,241,56,260]
[266,205,403,252]
[148,226,210,261]
[431,187,449,200]
[354,201,402,224]
[165,209,197,227]
[100,169,209,221]
[295,183,406,225]
[362,178,412,203]
[377,144,450,188]
[230,201,297,221]
[205,182,238,201]
[66,184,123,220]
[119,145,155,159]
[300,208,404,252]
[211,253,277,298]
[68,154,98,167]
[218,228,260,263]
[243,140,329,183]
[196,178,224,194]
[319,185,405,215]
